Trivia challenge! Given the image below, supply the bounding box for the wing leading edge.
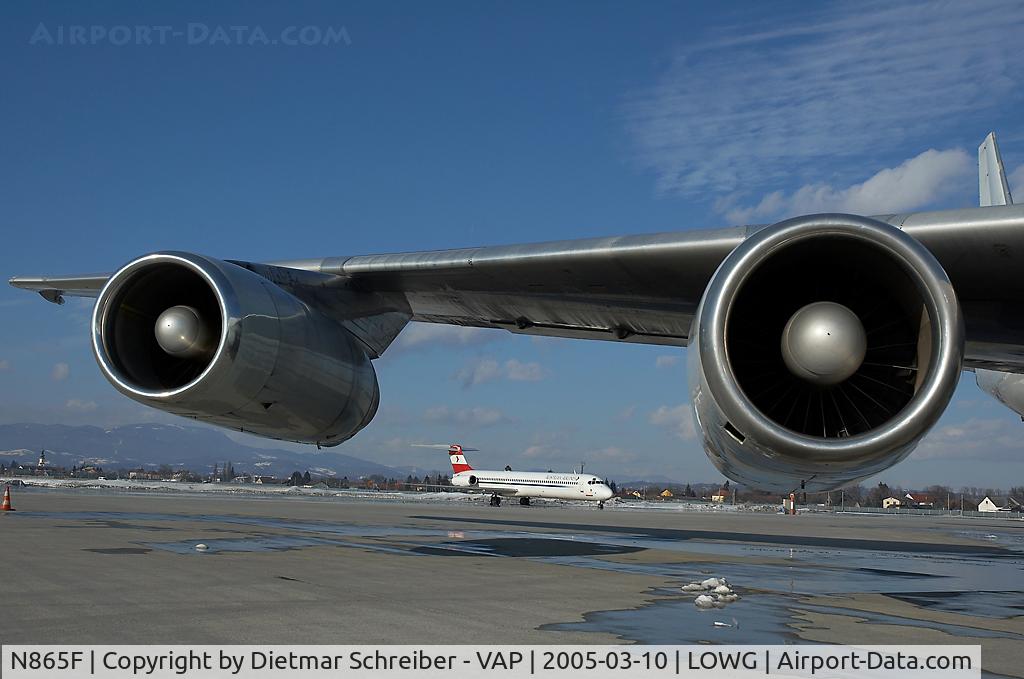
[9,273,108,305]
[9,134,1024,368]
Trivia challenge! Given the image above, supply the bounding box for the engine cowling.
[976,369,1024,419]
[92,252,379,446]
[689,215,964,493]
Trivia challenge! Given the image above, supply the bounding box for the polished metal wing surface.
[274,206,1024,369]
[9,273,109,304]
[9,205,1024,369]
[273,225,749,348]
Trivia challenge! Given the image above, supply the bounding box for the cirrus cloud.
[625,0,1024,200]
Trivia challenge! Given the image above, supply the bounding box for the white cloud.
[722,148,972,224]
[649,404,697,440]
[522,444,552,459]
[51,362,69,381]
[424,406,510,427]
[390,323,500,354]
[517,430,575,461]
[455,358,547,387]
[504,359,546,382]
[655,355,680,369]
[913,417,1023,461]
[1009,164,1024,201]
[625,1,1024,199]
[65,399,98,413]
[590,446,639,464]
[617,405,637,421]
[455,359,502,387]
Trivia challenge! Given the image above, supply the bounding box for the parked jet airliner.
[10,133,1024,494]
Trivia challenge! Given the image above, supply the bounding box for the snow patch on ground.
[0,477,781,511]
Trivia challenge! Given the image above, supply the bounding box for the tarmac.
[2,488,1023,676]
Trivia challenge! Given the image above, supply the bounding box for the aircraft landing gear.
[489,494,502,507]
[598,501,605,510]
[519,497,530,506]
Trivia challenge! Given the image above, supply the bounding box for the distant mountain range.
[0,423,438,480]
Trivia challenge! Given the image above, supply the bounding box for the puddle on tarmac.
[545,593,802,644]
[83,547,152,555]
[412,537,645,558]
[887,591,1024,619]
[145,535,342,554]
[18,509,1024,650]
[549,590,1024,645]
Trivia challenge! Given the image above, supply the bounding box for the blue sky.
[2,0,1024,487]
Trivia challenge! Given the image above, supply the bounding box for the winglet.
[979,132,1014,207]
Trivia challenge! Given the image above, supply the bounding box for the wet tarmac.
[1,488,1022,676]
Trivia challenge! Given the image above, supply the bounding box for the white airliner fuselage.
[444,445,614,507]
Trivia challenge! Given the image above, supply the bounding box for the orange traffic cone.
[1,485,14,511]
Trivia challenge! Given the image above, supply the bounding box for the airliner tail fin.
[448,444,473,473]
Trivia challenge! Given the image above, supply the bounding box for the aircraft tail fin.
[448,444,473,473]
[979,132,1014,207]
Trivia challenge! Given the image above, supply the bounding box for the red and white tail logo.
[448,444,473,473]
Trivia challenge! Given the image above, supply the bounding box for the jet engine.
[91,252,379,446]
[976,369,1024,420]
[689,215,964,492]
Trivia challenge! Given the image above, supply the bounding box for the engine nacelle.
[689,215,964,492]
[92,252,379,446]
[976,369,1024,419]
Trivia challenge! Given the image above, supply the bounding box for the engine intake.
[92,252,380,446]
[690,215,963,492]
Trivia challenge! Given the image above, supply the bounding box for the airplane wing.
[11,227,744,347]
[15,207,1024,367]
[8,133,1024,494]
[269,226,742,347]
[272,204,1024,370]
[11,273,108,304]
